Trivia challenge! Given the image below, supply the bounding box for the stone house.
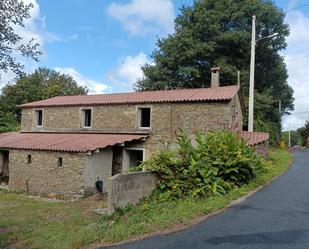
[0,68,268,199]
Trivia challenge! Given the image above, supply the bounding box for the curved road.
[104,150,309,249]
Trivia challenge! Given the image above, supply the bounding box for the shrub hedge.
[142,131,271,199]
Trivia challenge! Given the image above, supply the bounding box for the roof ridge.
[48,85,239,98]
[19,85,240,108]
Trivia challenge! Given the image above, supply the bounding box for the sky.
[2,0,309,131]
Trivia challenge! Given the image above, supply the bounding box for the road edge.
[88,150,293,249]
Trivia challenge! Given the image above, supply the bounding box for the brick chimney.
[211,67,221,88]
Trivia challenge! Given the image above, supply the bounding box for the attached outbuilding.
[0,132,147,199]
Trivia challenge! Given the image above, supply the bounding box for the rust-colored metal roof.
[19,85,240,108]
[0,132,147,153]
[238,131,269,145]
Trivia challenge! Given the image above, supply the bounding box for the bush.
[142,131,269,199]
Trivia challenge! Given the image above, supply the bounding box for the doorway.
[127,149,144,168]
[112,147,123,176]
[123,148,145,172]
[0,151,9,184]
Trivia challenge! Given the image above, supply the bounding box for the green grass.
[95,148,293,244]
[0,194,105,249]
[0,149,292,249]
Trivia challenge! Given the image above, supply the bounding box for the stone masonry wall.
[108,171,157,214]
[143,102,231,156]
[9,150,87,199]
[21,108,33,131]
[230,95,243,132]
[20,101,232,158]
[253,142,269,158]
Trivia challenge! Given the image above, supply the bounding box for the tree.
[0,0,41,78]
[135,0,294,143]
[298,121,309,147]
[0,68,87,131]
[282,130,302,147]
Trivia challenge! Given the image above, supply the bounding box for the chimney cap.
[211,67,221,72]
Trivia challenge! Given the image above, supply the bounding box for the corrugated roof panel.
[19,85,240,108]
[238,131,269,145]
[0,133,147,153]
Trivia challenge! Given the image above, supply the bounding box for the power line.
[286,54,309,62]
[289,111,309,115]
[285,3,309,12]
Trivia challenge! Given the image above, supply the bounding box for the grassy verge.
[93,148,292,245]
[0,149,292,249]
[0,194,106,249]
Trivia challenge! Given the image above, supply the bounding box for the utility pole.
[288,123,291,148]
[248,15,256,132]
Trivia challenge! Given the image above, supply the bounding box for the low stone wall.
[108,171,157,214]
[253,142,269,157]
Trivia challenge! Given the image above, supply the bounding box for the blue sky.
[3,0,309,130]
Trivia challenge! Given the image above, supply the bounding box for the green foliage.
[142,131,269,199]
[135,0,294,144]
[0,67,87,130]
[94,149,289,245]
[297,121,309,146]
[0,149,291,248]
[0,112,19,133]
[282,130,302,147]
[0,0,41,77]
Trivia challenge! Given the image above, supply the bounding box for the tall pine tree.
[136,0,294,143]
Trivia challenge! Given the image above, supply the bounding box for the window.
[27,155,31,164]
[57,157,63,167]
[35,110,43,127]
[138,107,151,128]
[126,149,144,168]
[82,109,92,128]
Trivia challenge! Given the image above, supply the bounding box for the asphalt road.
[104,150,309,249]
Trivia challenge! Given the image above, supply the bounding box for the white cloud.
[107,0,175,36]
[54,67,109,94]
[108,52,150,91]
[0,0,79,86]
[17,0,79,46]
[282,9,309,130]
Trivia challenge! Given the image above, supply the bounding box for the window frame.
[33,109,44,127]
[80,107,93,129]
[137,106,152,129]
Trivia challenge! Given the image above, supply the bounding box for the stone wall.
[21,102,231,133]
[253,142,269,158]
[20,108,33,131]
[20,102,232,158]
[8,150,87,199]
[230,94,243,132]
[107,171,157,214]
[0,152,3,174]
[0,151,9,184]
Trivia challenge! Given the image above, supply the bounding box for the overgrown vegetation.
[94,148,291,245]
[282,130,302,147]
[142,131,270,199]
[0,149,291,249]
[297,120,309,147]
